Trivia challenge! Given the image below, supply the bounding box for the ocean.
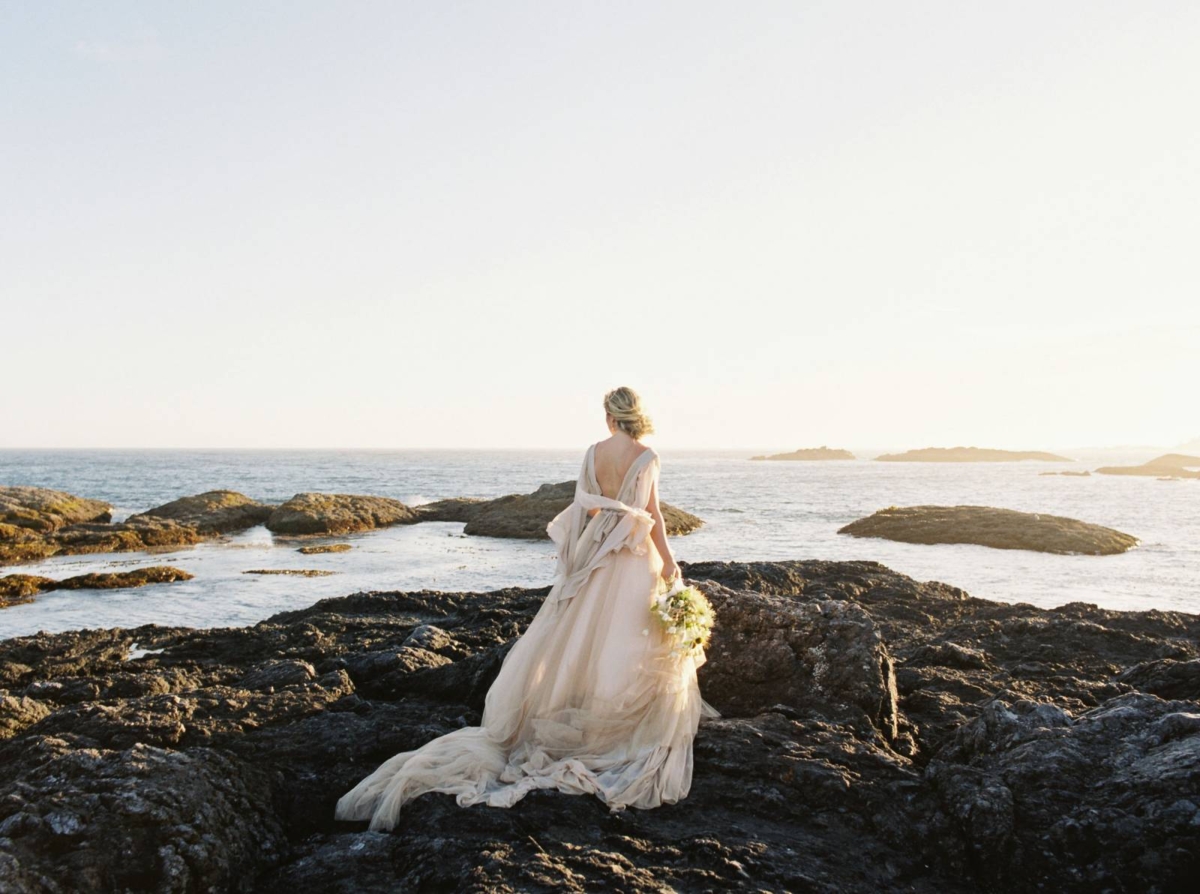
[1,447,1197,640]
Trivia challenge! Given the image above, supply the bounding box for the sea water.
[1,448,1197,639]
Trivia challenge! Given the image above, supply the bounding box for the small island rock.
[1095,453,1200,479]
[838,505,1138,555]
[751,446,856,461]
[876,447,1074,462]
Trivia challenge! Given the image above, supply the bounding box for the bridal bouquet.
[646,577,715,660]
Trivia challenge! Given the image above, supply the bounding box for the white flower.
[641,628,649,636]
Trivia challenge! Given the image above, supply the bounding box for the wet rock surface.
[244,569,338,577]
[420,480,704,539]
[838,504,1139,555]
[0,559,1196,892]
[1,566,194,607]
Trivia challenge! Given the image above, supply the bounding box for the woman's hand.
[660,558,680,583]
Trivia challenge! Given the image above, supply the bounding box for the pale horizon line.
[1,440,1194,454]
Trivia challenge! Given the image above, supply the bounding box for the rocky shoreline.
[0,559,1196,892]
[1,484,703,570]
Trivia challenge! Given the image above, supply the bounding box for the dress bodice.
[584,442,658,506]
[544,443,661,606]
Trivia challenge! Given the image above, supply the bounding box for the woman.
[335,386,720,830]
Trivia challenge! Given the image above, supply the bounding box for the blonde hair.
[603,386,655,440]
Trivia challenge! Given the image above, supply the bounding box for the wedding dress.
[335,442,720,830]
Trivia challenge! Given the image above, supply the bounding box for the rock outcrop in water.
[0,566,194,608]
[266,493,420,535]
[297,543,353,555]
[750,447,856,461]
[1,559,1197,892]
[0,487,112,534]
[418,480,704,539]
[1095,453,1200,479]
[875,447,1074,463]
[839,505,1138,555]
[0,487,114,564]
[128,490,273,533]
[0,490,274,567]
[0,481,704,567]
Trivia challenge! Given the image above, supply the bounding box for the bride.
[335,386,720,830]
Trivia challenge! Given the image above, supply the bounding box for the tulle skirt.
[335,546,720,830]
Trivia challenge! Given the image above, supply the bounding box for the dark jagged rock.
[696,580,901,745]
[876,447,1074,462]
[838,504,1138,555]
[128,490,274,534]
[1,567,193,608]
[1096,453,1200,479]
[0,739,288,891]
[266,493,420,535]
[925,693,1200,887]
[750,446,856,461]
[420,480,703,539]
[1115,657,1200,700]
[0,560,1197,892]
[297,543,353,555]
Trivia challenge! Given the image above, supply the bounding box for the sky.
[1,2,1197,450]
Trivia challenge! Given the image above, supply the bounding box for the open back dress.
[334,443,720,830]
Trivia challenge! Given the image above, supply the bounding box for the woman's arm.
[646,477,679,581]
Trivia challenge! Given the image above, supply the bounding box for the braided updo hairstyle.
[603,386,655,440]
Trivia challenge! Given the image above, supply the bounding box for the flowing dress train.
[334,443,720,831]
